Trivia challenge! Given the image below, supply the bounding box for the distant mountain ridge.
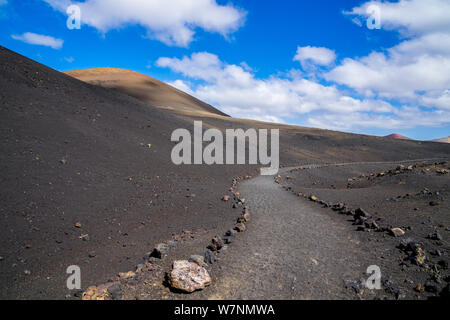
[384,133,450,143]
[384,133,412,140]
[432,136,450,143]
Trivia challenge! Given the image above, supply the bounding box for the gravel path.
[204,168,372,299]
[203,159,448,300]
[79,159,449,300]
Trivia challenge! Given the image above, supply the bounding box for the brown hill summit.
[65,68,228,117]
[432,136,450,143]
[384,133,412,140]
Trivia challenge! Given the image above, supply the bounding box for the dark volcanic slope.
[1,46,450,299]
[64,68,229,117]
[0,47,249,299]
[64,66,450,166]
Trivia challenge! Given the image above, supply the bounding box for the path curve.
[204,168,369,299]
[203,158,448,300]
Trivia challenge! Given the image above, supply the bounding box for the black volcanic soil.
[0,46,256,299]
[1,45,450,300]
[278,161,450,299]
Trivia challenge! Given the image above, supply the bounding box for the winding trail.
[204,167,370,299]
[203,158,448,300]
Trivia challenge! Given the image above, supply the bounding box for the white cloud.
[325,37,450,99]
[321,0,450,132]
[157,52,223,81]
[154,0,450,133]
[169,79,193,95]
[158,50,450,132]
[345,0,450,36]
[11,32,63,49]
[43,0,245,47]
[421,90,450,110]
[158,52,399,126]
[293,46,336,67]
[307,107,450,132]
[327,0,450,111]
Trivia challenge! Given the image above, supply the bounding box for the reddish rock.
[168,260,211,293]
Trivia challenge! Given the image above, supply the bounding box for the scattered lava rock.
[237,212,251,223]
[107,282,123,300]
[151,243,170,259]
[207,236,224,252]
[204,249,218,265]
[390,228,406,237]
[427,232,443,241]
[223,235,234,244]
[225,229,236,236]
[188,255,206,267]
[332,203,345,211]
[234,223,246,232]
[424,281,442,294]
[399,238,426,265]
[118,271,135,280]
[354,208,372,220]
[385,286,406,300]
[344,279,366,294]
[415,284,425,293]
[168,260,211,293]
[82,283,114,300]
[364,220,380,231]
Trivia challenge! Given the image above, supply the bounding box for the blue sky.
[1,0,449,140]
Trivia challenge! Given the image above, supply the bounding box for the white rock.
[168,260,211,293]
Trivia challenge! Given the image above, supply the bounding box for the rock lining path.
[202,158,448,299]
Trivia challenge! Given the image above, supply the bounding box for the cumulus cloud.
[344,0,450,36]
[421,90,450,110]
[327,0,450,114]
[154,0,450,133]
[43,0,245,47]
[325,35,450,99]
[169,79,194,95]
[293,46,336,68]
[157,52,223,81]
[11,32,63,49]
[307,107,450,132]
[157,52,399,127]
